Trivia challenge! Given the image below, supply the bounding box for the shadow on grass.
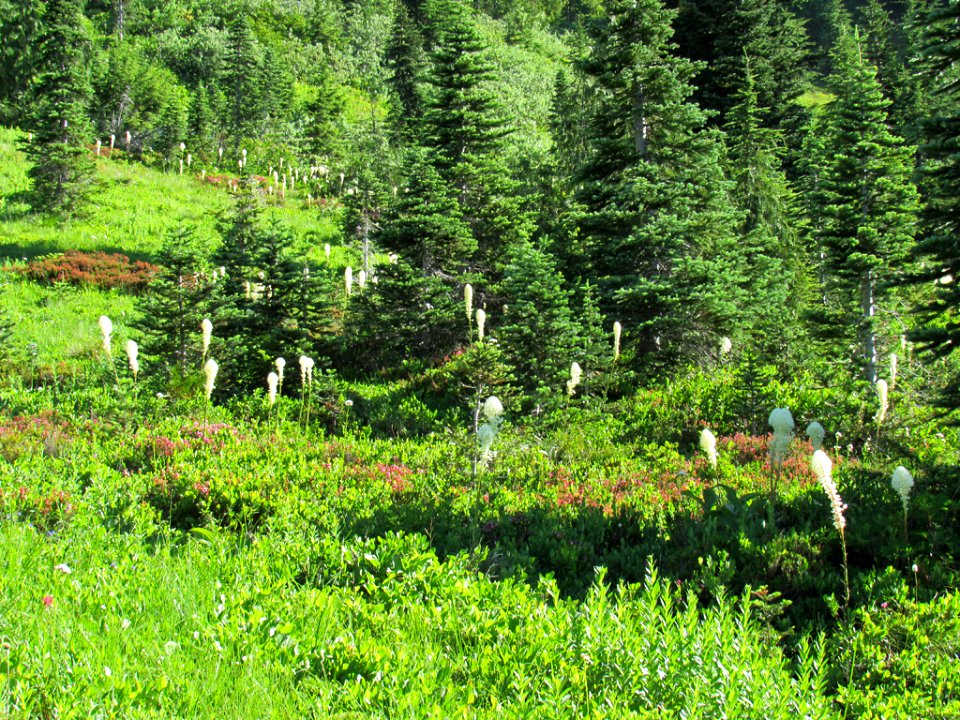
[322,464,959,634]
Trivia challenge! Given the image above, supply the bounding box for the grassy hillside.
[0,127,342,262]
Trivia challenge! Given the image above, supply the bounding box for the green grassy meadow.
[1,132,959,719]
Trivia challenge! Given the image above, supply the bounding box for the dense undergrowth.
[1,353,959,717]
[2,128,959,719]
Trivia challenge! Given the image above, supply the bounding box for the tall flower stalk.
[768,407,795,497]
[275,357,286,395]
[98,315,120,387]
[812,450,849,607]
[891,465,914,541]
[476,309,486,343]
[201,318,213,366]
[465,284,474,340]
[613,321,622,362]
[203,358,218,426]
[875,379,889,426]
[566,362,582,397]
[299,355,315,426]
[125,340,139,382]
[473,395,504,478]
[700,428,718,471]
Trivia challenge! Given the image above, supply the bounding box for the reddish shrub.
[15,251,158,292]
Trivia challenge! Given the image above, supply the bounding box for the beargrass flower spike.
[267,372,278,407]
[98,315,113,356]
[201,318,213,358]
[483,395,504,422]
[125,340,139,381]
[203,359,218,401]
[464,284,473,322]
[567,362,582,396]
[812,448,850,606]
[613,321,622,361]
[476,309,486,343]
[806,421,826,451]
[875,379,889,424]
[812,450,845,532]
[892,465,914,540]
[700,428,717,469]
[768,407,795,466]
[891,465,914,509]
[345,267,353,297]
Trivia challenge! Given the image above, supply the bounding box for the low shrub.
[15,251,158,292]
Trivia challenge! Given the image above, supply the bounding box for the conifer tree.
[573,0,744,366]
[420,0,530,274]
[385,3,425,140]
[377,151,475,274]
[23,0,95,214]
[346,259,463,369]
[305,65,344,162]
[817,28,920,382]
[495,241,580,405]
[724,62,810,362]
[224,13,264,141]
[910,0,960,410]
[139,228,217,387]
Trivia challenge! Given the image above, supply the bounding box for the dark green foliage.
[92,42,190,154]
[138,227,217,385]
[377,151,475,274]
[224,13,267,141]
[815,28,920,382]
[911,0,960,413]
[724,63,811,364]
[303,65,344,161]
[385,2,425,140]
[211,184,330,392]
[420,0,531,274]
[495,241,580,406]
[22,0,95,214]
[0,0,40,125]
[675,0,811,128]
[573,0,744,368]
[858,0,932,140]
[345,258,464,370]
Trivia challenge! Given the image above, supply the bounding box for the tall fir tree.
[366,0,529,365]
[224,13,264,141]
[573,0,744,367]
[22,0,95,214]
[378,150,475,275]
[420,0,530,274]
[910,0,960,411]
[385,2,426,141]
[724,62,811,364]
[304,64,344,162]
[816,28,921,382]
